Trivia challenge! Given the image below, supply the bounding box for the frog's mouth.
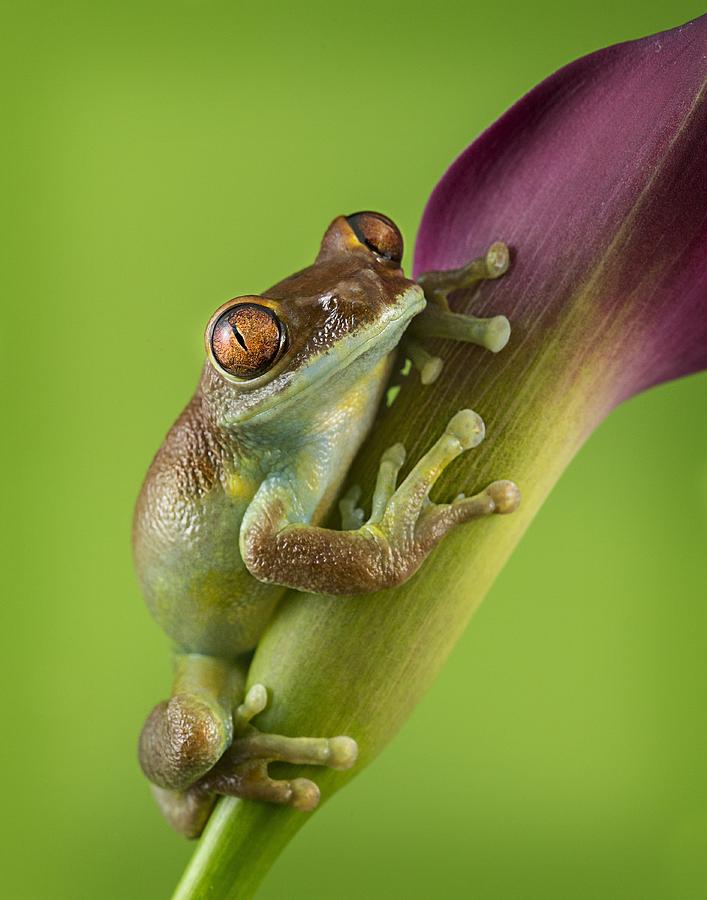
[232,285,426,425]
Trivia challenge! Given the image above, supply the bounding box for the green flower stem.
[173,800,303,899]
[173,297,613,898]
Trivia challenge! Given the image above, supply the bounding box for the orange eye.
[347,211,403,265]
[210,303,285,378]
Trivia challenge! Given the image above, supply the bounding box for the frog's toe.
[289,778,321,811]
[405,338,444,384]
[486,479,521,514]
[415,479,521,550]
[229,730,358,769]
[367,442,406,525]
[484,240,510,276]
[446,409,485,450]
[327,735,358,769]
[339,484,365,530]
[479,314,511,352]
[234,683,268,730]
[448,479,521,521]
[226,764,321,810]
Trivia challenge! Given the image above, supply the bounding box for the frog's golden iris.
[346,210,403,266]
[210,302,286,379]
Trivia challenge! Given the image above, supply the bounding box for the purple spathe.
[415,17,707,408]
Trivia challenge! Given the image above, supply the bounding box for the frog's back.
[132,395,283,657]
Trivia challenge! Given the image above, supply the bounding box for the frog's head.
[201,212,425,428]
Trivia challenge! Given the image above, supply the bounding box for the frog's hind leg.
[139,654,239,790]
[406,241,512,382]
[140,657,358,838]
[149,782,217,840]
[139,653,240,837]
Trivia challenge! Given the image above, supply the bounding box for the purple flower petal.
[415,17,707,412]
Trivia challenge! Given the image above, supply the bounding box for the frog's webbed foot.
[361,410,520,580]
[406,241,511,383]
[141,660,357,838]
[243,411,520,595]
[196,683,356,811]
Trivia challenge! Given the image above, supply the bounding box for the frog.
[133,211,520,838]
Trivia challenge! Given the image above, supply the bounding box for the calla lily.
[174,17,706,899]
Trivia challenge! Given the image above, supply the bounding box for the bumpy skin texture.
[133,216,420,657]
[133,391,279,658]
[133,213,519,837]
[140,695,229,790]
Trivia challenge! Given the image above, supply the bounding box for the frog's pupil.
[231,322,248,352]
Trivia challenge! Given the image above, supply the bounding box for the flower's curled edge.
[174,18,707,899]
[415,15,707,419]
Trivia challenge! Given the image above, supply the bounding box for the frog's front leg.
[241,410,519,595]
[139,654,357,838]
[406,242,512,380]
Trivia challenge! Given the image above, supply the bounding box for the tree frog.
[133,211,520,837]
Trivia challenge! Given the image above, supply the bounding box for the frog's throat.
[233,285,425,426]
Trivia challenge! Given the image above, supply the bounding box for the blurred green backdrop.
[2,2,705,898]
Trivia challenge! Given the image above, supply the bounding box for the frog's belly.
[147,556,285,657]
[135,484,285,658]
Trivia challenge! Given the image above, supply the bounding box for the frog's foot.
[197,683,357,812]
[361,410,520,582]
[416,241,510,309]
[243,410,519,596]
[406,241,511,383]
[146,684,357,838]
[199,728,357,811]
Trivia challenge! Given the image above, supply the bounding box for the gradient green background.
[2,2,705,898]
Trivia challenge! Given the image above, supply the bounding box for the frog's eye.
[346,211,403,266]
[209,301,286,378]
